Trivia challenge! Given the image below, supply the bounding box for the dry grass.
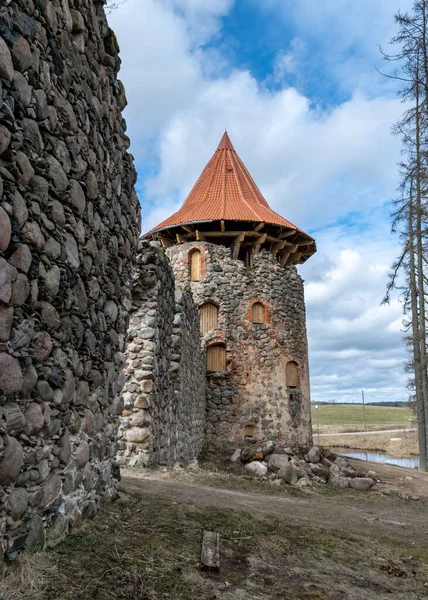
[321,431,419,456]
[2,486,428,600]
[1,552,58,600]
[317,424,414,434]
[4,465,428,599]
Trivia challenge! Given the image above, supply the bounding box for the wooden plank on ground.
[201,530,220,571]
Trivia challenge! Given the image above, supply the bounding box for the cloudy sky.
[109,0,414,404]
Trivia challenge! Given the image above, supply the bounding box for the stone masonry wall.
[169,242,312,449]
[118,242,206,466]
[0,0,140,561]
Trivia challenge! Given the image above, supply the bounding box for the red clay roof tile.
[150,132,312,238]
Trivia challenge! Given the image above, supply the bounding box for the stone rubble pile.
[232,443,377,492]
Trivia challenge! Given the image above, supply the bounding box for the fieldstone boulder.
[0,37,14,81]
[7,488,28,521]
[341,466,358,478]
[240,447,252,463]
[349,478,375,492]
[268,453,289,472]
[0,402,25,431]
[32,331,52,362]
[309,463,329,479]
[40,474,62,508]
[75,442,90,468]
[24,402,45,436]
[307,446,321,463]
[262,440,275,456]
[0,436,24,485]
[8,245,32,273]
[0,353,23,395]
[26,515,46,552]
[330,477,350,489]
[245,461,268,477]
[126,427,151,443]
[230,448,241,462]
[335,457,348,469]
[0,206,11,251]
[46,515,69,548]
[295,477,313,489]
[0,307,14,343]
[279,463,299,485]
[366,470,378,480]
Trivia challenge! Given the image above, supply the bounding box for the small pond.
[331,447,420,469]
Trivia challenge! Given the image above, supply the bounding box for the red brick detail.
[245,298,271,325]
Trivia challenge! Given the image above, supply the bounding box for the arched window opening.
[200,302,218,334]
[206,344,226,372]
[189,249,202,281]
[286,361,299,389]
[252,302,265,324]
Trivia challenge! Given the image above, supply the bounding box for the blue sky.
[109,0,414,404]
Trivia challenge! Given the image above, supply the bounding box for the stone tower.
[146,132,317,448]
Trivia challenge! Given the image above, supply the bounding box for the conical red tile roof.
[150,132,312,238]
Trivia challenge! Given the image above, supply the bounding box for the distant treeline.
[312,401,406,407]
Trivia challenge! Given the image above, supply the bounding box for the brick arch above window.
[246,298,270,324]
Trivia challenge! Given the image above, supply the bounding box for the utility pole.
[316,404,320,445]
[362,390,367,432]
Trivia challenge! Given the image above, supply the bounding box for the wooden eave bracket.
[280,229,297,239]
[279,244,298,267]
[254,232,267,254]
[232,232,245,259]
[272,239,287,257]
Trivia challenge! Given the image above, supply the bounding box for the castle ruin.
[118,133,316,466]
[0,0,316,563]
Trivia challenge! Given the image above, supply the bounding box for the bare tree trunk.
[415,23,428,464]
[415,102,428,465]
[409,183,427,468]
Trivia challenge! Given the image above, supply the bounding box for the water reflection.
[332,447,420,469]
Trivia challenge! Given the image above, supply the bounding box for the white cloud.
[301,225,407,403]
[260,0,415,97]
[109,0,410,404]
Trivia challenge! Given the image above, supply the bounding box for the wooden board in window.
[252,302,265,323]
[200,303,218,333]
[190,250,201,281]
[286,361,298,388]
[207,345,226,371]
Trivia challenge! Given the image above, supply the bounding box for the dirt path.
[123,468,428,545]
[6,461,428,600]
[319,428,416,437]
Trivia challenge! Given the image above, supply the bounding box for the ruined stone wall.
[118,242,206,466]
[169,242,312,448]
[0,0,140,561]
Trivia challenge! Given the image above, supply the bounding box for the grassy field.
[311,404,415,432]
